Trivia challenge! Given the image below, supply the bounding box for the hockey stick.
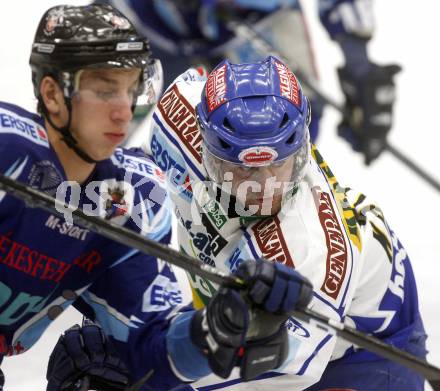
[224,17,440,193]
[294,308,440,390]
[0,175,440,389]
[73,375,90,391]
[1,174,440,387]
[0,174,238,287]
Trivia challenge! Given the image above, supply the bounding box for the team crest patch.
[238,146,278,166]
[104,186,129,220]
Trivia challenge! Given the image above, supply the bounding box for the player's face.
[203,147,297,216]
[69,68,141,160]
[227,157,295,216]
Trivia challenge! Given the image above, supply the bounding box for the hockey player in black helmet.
[0,4,314,390]
[29,3,163,164]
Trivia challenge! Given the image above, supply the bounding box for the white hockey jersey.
[144,71,423,390]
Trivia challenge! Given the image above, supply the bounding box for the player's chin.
[88,145,119,162]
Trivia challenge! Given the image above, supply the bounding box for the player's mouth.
[104,132,126,143]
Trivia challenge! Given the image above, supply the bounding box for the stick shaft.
[1,174,439,386]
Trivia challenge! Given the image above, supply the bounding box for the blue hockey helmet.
[196,56,311,185]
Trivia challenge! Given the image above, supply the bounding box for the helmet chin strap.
[43,98,99,164]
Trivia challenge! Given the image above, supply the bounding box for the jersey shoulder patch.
[0,101,49,148]
[110,147,166,185]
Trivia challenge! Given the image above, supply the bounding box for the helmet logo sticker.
[34,43,55,54]
[274,60,301,108]
[206,63,227,113]
[116,42,144,52]
[110,14,131,30]
[44,9,64,36]
[238,146,278,166]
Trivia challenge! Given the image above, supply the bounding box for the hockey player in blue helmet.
[196,56,311,215]
[0,4,314,390]
[143,56,425,389]
[96,0,400,165]
[47,55,425,390]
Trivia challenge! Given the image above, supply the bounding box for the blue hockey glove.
[236,258,313,315]
[46,320,130,391]
[191,258,313,381]
[337,62,401,165]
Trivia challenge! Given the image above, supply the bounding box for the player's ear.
[39,76,65,115]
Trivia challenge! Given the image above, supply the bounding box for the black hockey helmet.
[30,3,162,101]
[29,4,163,163]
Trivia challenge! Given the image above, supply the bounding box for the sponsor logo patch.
[312,186,348,300]
[203,199,227,229]
[111,150,165,183]
[251,217,294,267]
[0,108,49,147]
[274,60,301,108]
[238,146,278,166]
[36,127,48,140]
[181,215,227,267]
[228,248,245,272]
[0,232,101,284]
[157,84,202,163]
[28,160,63,196]
[45,215,89,241]
[150,134,192,202]
[286,317,310,338]
[142,274,182,312]
[205,63,228,112]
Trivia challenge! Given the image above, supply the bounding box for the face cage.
[202,130,311,194]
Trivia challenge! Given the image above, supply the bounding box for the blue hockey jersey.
[0,101,208,389]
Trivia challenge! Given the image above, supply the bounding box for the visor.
[63,58,163,108]
[138,58,164,106]
[203,131,310,200]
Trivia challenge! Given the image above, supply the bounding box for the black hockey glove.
[235,258,313,380]
[46,320,130,391]
[191,287,249,379]
[337,62,401,165]
[191,258,313,381]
